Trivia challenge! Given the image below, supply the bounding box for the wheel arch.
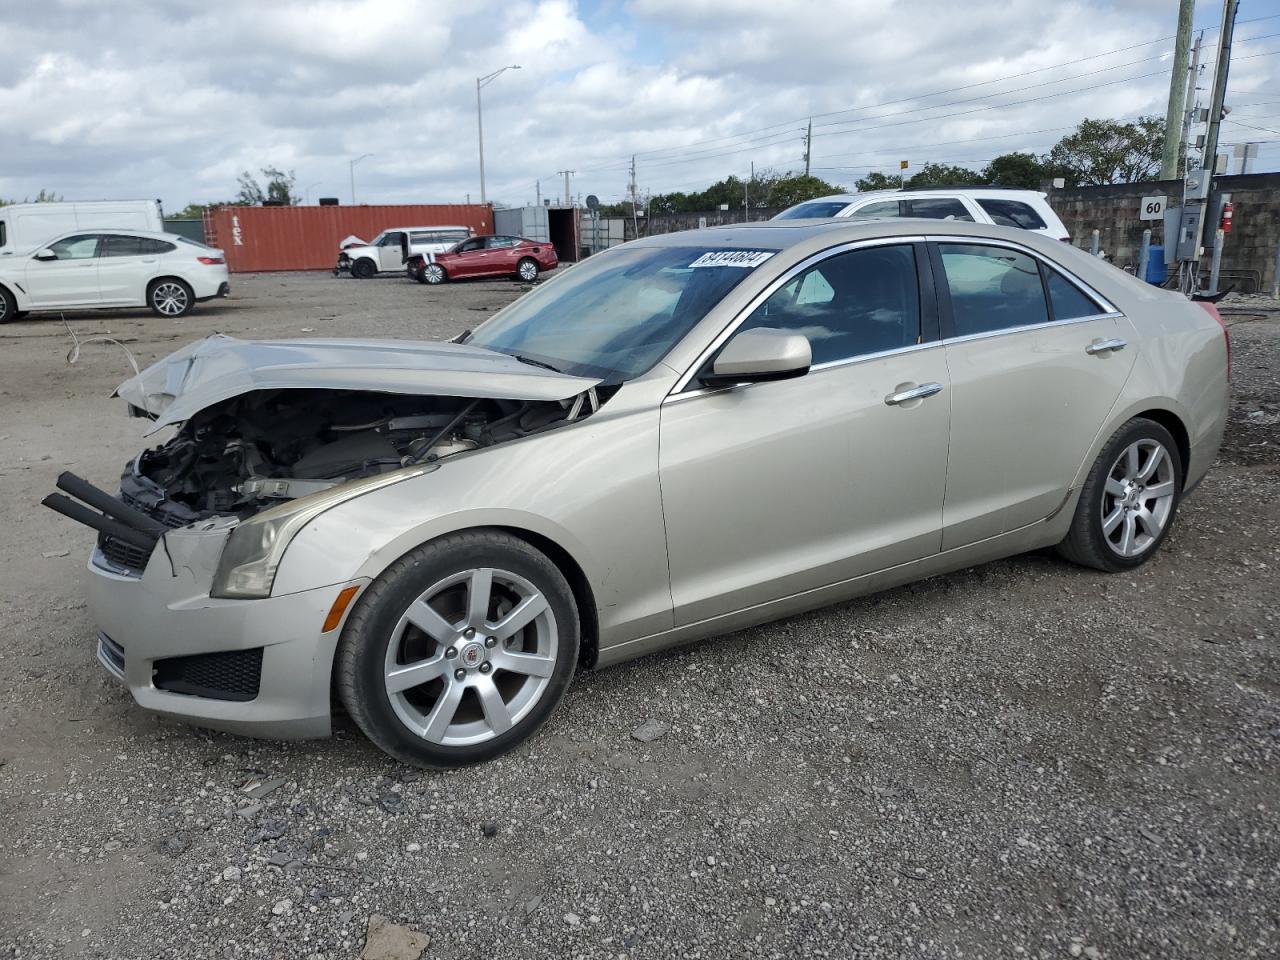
[1070,396,1191,492]
[1133,407,1190,477]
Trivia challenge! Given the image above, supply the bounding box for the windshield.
[467,245,777,380]
[774,201,852,220]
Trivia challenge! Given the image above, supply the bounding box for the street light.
[349,154,373,205]
[476,65,520,206]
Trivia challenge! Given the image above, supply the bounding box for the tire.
[351,258,377,279]
[1055,417,1183,572]
[422,262,447,285]
[148,278,194,318]
[408,261,426,283]
[0,286,17,324]
[516,258,539,282]
[336,530,580,767]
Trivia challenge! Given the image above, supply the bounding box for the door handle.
[141,258,157,264]
[1085,338,1127,355]
[884,382,943,406]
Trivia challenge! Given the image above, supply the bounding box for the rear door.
[97,234,151,303]
[23,234,102,305]
[482,236,519,275]
[931,240,1136,548]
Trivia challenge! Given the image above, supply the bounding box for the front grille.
[153,648,263,701]
[97,632,126,681]
[121,489,189,528]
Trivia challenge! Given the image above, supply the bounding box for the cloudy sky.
[2,0,1279,212]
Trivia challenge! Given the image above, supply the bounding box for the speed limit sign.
[1140,195,1166,220]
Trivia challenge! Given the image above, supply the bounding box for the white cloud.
[0,0,1274,211]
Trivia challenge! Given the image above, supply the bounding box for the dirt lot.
[1,273,1277,960]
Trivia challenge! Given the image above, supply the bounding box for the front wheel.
[1056,417,1182,571]
[148,278,194,317]
[351,258,377,279]
[336,531,580,767]
[422,262,447,285]
[0,286,18,324]
[516,258,539,282]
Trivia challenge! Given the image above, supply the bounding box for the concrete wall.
[1049,173,1280,293]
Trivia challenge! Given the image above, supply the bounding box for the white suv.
[336,226,474,279]
[0,229,229,323]
[774,188,1069,240]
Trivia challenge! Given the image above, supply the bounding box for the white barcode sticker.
[688,250,775,269]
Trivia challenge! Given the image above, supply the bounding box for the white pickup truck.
[335,226,473,279]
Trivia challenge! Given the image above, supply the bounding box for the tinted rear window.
[774,201,853,220]
[977,198,1048,230]
[905,198,974,222]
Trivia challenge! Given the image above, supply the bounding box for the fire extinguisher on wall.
[1220,201,1234,234]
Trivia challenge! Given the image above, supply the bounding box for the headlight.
[211,466,431,599]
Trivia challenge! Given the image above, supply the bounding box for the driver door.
[377,231,406,271]
[659,242,951,624]
[448,238,487,276]
[24,234,103,305]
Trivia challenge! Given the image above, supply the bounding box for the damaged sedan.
[47,219,1229,767]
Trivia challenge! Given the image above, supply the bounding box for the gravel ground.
[1,274,1277,960]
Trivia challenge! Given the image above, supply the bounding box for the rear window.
[774,201,853,220]
[977,198,1048,230]
[175,235,212,249]
[904,198,975,222]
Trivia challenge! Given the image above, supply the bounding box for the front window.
[467,245,777,380]
[774,201,852,220]
[46,235,100,260]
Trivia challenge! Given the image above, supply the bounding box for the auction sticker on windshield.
[688,250,775,269]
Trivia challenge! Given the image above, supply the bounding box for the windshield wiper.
[511,353,563,373]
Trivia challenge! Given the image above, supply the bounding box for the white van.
[0,200,164,257]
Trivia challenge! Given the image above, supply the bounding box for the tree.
[235,167,297,205]
[752,172,845,209]
[1044,117,1164,186]
[0,189,63,206]
[981,152,1048,189]
[173,202,233,219]
[854,171,902,191]
[904,163,984,188]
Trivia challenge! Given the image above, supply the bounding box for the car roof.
[394,225,471,232]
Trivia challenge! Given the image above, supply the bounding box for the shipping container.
[203,204,493,272]
[493,205,581,263]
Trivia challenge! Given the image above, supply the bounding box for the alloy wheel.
[424,264,446,284]
[1101,439,1176,558]
[518,260,538,281]
[151,282,189,316]
[383,567,558,746]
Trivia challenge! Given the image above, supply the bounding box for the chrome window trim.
[925,233,1118,315]
[941,311,1124,347]
[668,235,931,397]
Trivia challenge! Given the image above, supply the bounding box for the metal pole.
[804,119,812,177]
[1138,229,1152,282]
[476,78,486,206]
[1208,228,1224,294]
[1272,243,1280,298]
[1160,0,1195,179]
[1090,229,1101,257]
[1201,0,1238,183]
[1179,32,1203,173]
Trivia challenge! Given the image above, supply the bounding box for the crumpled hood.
[115,334,601,433]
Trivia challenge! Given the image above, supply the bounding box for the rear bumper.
[87,542,365,740]
[198,281,231,301]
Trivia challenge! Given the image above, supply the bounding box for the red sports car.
[407,235,558,284]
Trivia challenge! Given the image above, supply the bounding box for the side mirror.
[701,327,811,387]
[34,248,56,261]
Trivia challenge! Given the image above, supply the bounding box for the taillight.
[197,256,224,265]
[1196,301,1231,381]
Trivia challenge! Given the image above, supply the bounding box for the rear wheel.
[408,260,426,283]
[336,531,580,767]
[148,278,194,317]
[351,258,377,279]
[423,263,447,285]
[516,258,539,282]
[1056,417,1182,571]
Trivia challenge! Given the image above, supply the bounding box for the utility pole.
[557,171,575,208]
[629,156,639,238]
[1160,0,1195,180]
[1179,31,1204,173]
[803,118,812,177]
[535,180,541,207]
[1185,0,1239,293]
[475,65,521,206]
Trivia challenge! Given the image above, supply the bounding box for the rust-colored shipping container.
[203,204,493,273]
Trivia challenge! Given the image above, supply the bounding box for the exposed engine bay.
[117,387,604,527]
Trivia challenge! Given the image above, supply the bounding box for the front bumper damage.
[47,472,360,739]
